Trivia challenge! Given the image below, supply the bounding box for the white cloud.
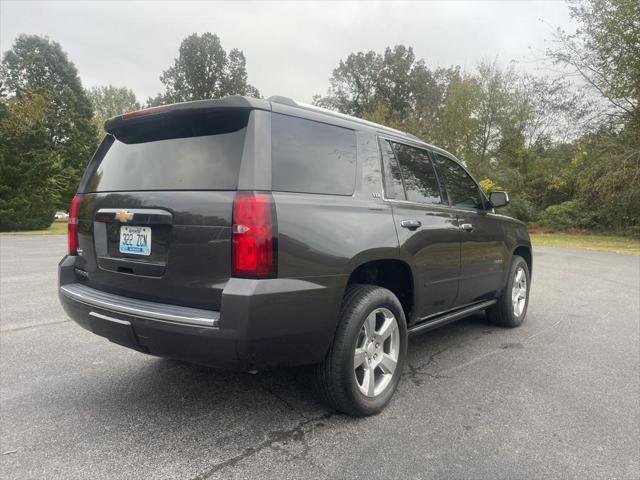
[1,0,574,103]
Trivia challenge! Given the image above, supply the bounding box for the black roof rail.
[268,95,449,158]
[267,95,298,107]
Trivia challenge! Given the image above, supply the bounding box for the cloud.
[1,0,573,103]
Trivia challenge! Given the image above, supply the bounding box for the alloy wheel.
[353,307,400,397]
[512,267,527,317]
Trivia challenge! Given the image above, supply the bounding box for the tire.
[314,284,407,416]
[486,255,530,328]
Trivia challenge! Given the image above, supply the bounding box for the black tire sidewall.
[337,286,408,415]
[504,256,531,326]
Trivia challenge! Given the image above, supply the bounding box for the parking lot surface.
[1,235,638,479]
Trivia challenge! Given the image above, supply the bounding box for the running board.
[408,300,496,336]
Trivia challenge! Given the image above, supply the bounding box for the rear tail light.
[232,192,277,278]
[68,194,82,255]
[121,104,172,119]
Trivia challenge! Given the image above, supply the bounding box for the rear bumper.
[58,255,345,370]
[60,283,220,327]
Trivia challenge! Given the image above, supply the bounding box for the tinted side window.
[379,139,405,200]
[271,114,357,195]
[433,154,484,210]
[391,142,442,204]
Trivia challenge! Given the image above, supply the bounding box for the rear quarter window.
[271,113,357,195]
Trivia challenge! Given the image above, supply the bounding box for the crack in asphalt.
[257,383,311,421]
[0,319,70,333]
[404,362,451,385]
[405,319,567,381]
[190,411,337,480]
[403,346,454,385]
[438,319,566,376]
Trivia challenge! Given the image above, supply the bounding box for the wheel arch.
[512,244,533,274]
[498,243,533,292]
[345,257,414,323]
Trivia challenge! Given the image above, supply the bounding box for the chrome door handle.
[401,219,422,230]
[460,223,474,232]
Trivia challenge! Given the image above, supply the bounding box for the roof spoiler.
[104,95,271,133]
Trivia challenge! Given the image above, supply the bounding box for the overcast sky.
[1,1,574,103]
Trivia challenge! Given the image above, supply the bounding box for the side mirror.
[489,191,509,208]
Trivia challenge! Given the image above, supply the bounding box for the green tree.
[0,34,97,222]
[312,50,382,117]
[375,45,418,121]
[473,60,518,166]
[0,91,66,230]
[519,75,591,149]
[547,0,639,124]
[437,71,481,161]
[410,66,458,141]
[87,85,140,137]
[314,45,453,134]
[547,0,640,233]
[150,33,260,105]
[314,24,639,233]
[568,129,640,233]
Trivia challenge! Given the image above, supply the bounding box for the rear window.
[271,113,357,195]
[85,110,249,192]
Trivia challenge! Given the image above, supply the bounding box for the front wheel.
[486,255,530,327]
[314,284,407,416]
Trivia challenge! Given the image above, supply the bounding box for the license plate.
[119,226,151,256]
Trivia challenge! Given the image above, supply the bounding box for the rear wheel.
[486,255,530,327]
[314,284,407,416]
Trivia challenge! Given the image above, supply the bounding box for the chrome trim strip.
[375,135,452,208]
[375,134,495,213]
[383,197,456,211]
[61,283,219,328]
[408,299,496,336]
[89,311,131,326]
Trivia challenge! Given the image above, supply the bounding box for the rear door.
[74,108,254,310]
[431,153,507,305]
[379,139,460,322]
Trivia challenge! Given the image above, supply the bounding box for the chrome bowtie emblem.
[115,210,134,222]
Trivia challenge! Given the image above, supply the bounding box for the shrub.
[537,200,596,230]
[479,178,500,193]
[0,92,62,232]
[503,194,538,223]
[0,193,56,231]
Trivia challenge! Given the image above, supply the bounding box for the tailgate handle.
[95,208,173,225]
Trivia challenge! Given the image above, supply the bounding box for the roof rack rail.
[267,94,426,146]
[267,95,298,107]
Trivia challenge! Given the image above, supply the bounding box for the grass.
[2,221,639,255]
[0,221,68,236]
[530,231,640,255]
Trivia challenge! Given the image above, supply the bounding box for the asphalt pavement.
[1,235,638,479]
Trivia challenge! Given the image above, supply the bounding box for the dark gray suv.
[58,95,532,416]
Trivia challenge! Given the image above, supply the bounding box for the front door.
[379,139,460,322]
[431,153,507,305]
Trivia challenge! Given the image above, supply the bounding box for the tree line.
[1,0,638,233]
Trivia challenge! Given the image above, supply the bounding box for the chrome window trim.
[376,135,451,211]
[429,151,493,213]
[375,135,499,216]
